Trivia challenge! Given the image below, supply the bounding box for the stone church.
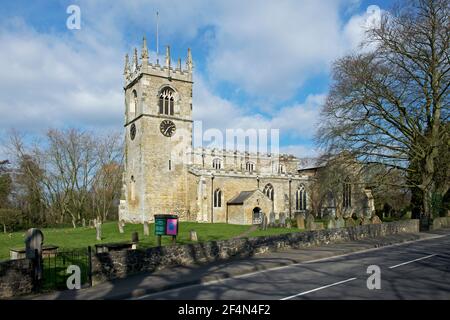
[118,38,372,225]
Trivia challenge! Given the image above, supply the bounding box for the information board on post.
[154,214,178,246]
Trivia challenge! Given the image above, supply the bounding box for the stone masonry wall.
[91,220,419,284]
[0,258,34,299]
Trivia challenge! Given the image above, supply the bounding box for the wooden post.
[157,235,162,247]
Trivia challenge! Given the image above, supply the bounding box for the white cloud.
[343,5,382,51]
[0,1,384,159]
[0,18,123,133]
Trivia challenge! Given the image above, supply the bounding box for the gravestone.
[131,232,139,249]
[25,228,44,259]
[88,219,94,228]
[118,221,124,234]
[286,220,292,229]
[143,221,149,236]
[345,218,356,228]
[269,212,276,226]
[131,232,139,243]
[361,216,371,225]
[326,217,336,230]
[82,218,86,228]
[296,214,305,229]
[189,230,198,242]
[335,216,345,229]
[94,219,102,240]
[305,214,315,231]
[25,228,44,281]
[279,212,286,227]
[371,215,382,224]
[260,213,268,231]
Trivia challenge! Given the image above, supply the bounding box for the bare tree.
[317,0,449,218]
[6,128,123,227]
[89,132,123,222]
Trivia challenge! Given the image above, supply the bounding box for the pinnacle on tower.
[177,58,181,71]
[141,36,149,63]
[165,45,171,68]
[133,47,139,71]
[124,53,130,78]
[186,48,193,72]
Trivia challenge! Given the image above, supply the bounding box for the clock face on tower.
[160,120,176,137]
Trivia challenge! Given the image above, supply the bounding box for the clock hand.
[164,125,173,135]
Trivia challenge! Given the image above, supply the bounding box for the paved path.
[26,229,449,300]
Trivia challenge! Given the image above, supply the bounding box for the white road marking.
[132,233,447,300]
[389,254,437,269]
[280,278,358,300]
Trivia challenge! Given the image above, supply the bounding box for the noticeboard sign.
[154,214,178,236]
[155,216,167,236]
[166,218,178,236]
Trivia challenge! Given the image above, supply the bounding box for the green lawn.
[0,221,301,261]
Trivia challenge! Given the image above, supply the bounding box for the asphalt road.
[136,230,450,300]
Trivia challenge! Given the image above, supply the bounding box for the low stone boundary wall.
[91,219,419,284]
[0,258,34,299]
[432,217,450,230]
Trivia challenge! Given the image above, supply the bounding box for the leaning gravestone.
[118,221,124,233]
[25,228,44,281]
[143,221,149,236]
[25,228,44,259]
[279,212,286,227]
[296,214,305,229]
[335,216,345,229]
[305,214,315,231]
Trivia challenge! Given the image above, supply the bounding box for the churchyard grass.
[0,221,298,260]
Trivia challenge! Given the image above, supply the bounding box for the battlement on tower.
[124,36,193,88]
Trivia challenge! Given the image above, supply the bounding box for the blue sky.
[0,0,391,158]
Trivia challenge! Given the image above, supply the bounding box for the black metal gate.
[40,246,92,291]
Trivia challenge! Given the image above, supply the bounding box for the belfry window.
[343,177,352,208]
[159,87,175,115]
[130,175,136,201]
[212,158,222,170]
[214,188,222,208]
[246,162,255,172]
[263,184,274,201]
[130,90,137,114]
[296,185,307,211]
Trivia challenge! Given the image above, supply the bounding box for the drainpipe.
[289,177,292,220]
[211,174,215,223]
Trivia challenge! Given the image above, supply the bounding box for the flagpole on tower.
[156,11,159,65]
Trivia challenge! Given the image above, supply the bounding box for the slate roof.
[297,157,326,171]
[227,190,258,205]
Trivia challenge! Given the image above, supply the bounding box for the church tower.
[119,36,194,223]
